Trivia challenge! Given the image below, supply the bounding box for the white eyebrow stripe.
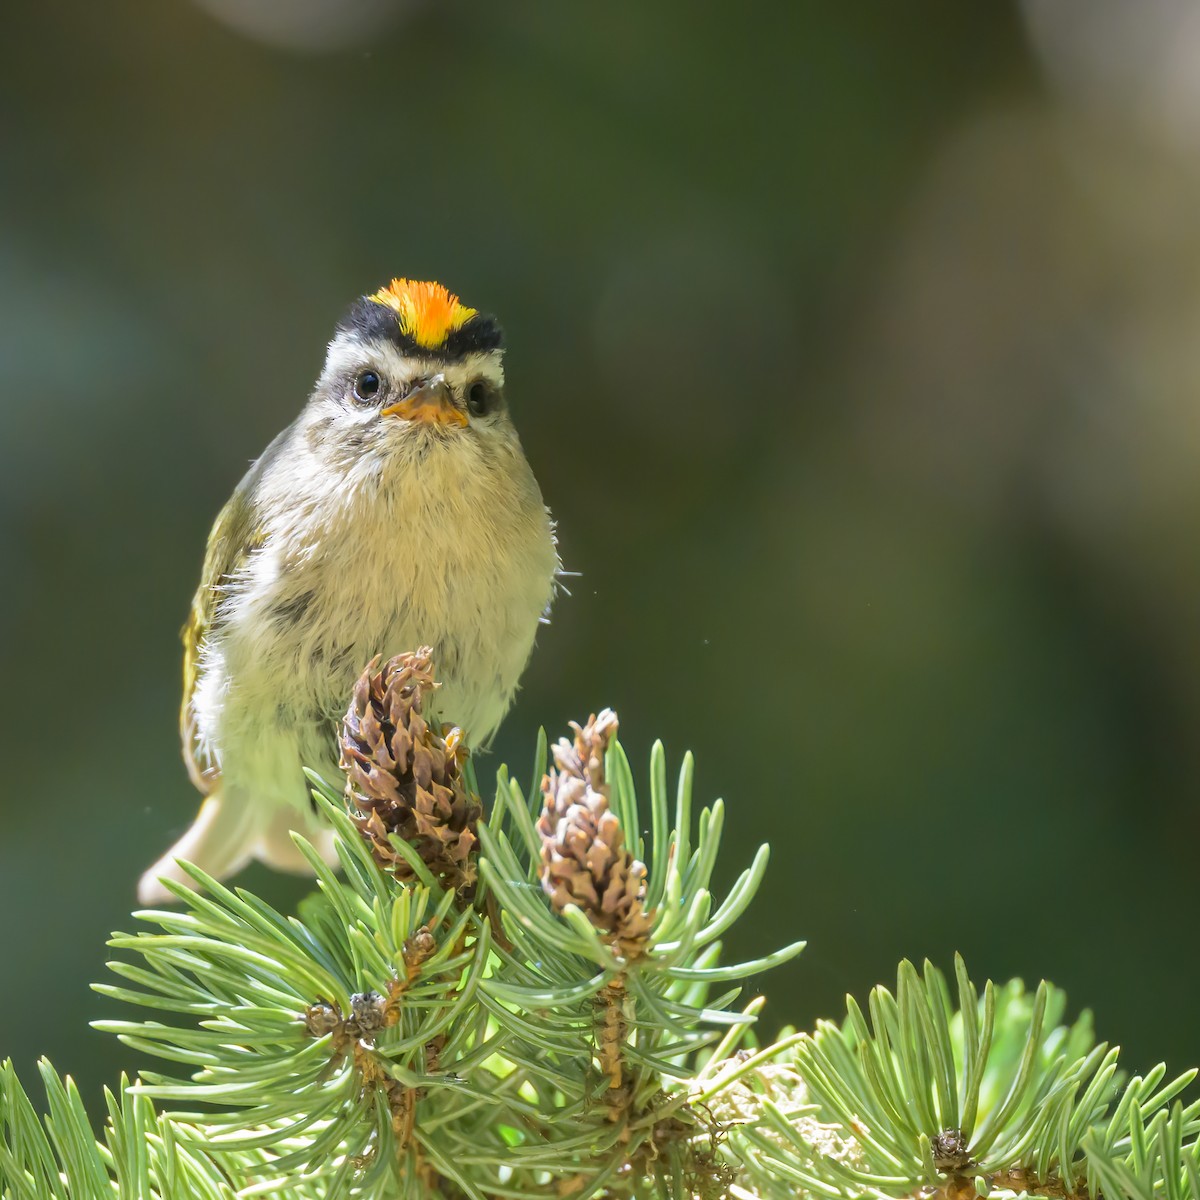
[320,335,504,391]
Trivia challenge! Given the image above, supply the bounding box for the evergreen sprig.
[1,686,1197,1199]
[727,957,1200,1200]
[1,1060,241,1200]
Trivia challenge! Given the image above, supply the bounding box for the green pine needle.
[2,724,1196,1200]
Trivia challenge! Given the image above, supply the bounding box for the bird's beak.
[381,377,468,428]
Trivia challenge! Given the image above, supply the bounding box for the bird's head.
[305,279,517,473]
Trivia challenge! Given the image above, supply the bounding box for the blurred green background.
[4,1,1200,1114]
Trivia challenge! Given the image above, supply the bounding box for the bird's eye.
[466,379,499,417]
[352,370,383,403]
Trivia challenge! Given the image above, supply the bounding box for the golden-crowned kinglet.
[138,279,558,905]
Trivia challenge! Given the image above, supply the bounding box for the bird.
[138,278,559,905]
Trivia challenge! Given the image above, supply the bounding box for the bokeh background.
[4,0,1200,1114]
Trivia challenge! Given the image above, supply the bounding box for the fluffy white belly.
[193,457,556,813]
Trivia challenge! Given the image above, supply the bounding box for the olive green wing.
[180,426,294,792]
[179,486,263,792]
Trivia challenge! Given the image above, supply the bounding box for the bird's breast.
[207,451,556,748]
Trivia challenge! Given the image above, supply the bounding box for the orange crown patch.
[368,279,478,350]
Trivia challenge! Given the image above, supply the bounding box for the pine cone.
[537,710,653,956]
[340,649,482,893]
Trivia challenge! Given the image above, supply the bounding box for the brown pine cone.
[340,649,481,893]
[537,710,653,956]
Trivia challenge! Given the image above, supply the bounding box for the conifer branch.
[1,650,1196,1198]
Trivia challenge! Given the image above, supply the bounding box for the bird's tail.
[252,800,339,876]
[137,789,339,906]
[137,790,256,905]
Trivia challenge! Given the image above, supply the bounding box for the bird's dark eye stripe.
[353,370,382,403]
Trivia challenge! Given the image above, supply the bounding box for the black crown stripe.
[337,298,504,360]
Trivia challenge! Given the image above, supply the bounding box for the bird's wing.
[180,425,294,792]
[179,485,263,792]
